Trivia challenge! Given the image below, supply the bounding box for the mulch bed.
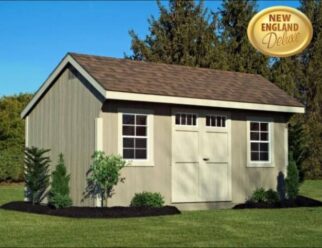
[233,195,322,209]
[1,201,181,218]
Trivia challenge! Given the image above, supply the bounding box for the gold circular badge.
[247,6,313,57]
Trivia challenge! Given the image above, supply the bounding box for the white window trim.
[118,108,154,166]
[205,114,227,129]
[247,116,274,167]
[175,112,198,127]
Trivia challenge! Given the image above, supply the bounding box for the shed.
[21,53,304,209]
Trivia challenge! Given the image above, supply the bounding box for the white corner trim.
[20,54,106,119]
[25,116,29,148]
[106,91,305,114]
[95,118,103,151]
[284,123,289,176]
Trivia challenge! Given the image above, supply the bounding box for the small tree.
[48,154,72,208]
[286,152,300,201]
[85,152,126,207]
[24,147,50,204]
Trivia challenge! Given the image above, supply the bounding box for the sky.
[0,1,300,97]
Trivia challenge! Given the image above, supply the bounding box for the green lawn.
[0,181,321,247]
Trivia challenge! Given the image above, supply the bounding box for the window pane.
[136,126,146,136]
[135,138,147,148]
[181,114,186,125]
[123,126,134,136]
[123,115,134,125]
[250,132,259,140]
[187,114,192,125]
[123,149,134,159]
[135,149,147,159]
[123,138,134,148]
[250,122,259,131]
[222,117,226,127]
[193,115,197,125]
[206,116,210,126]
[260,123,268,131]
[136,115,147,125]
[209,116,214,126]
[251,142,259,151]
[260,133,268,141]
[260,143,269,152]
[216,116,222,127]
[260,152,269,161]
[175,114,180,125]
[251,152,260,161]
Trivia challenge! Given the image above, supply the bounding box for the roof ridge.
[68,52,266,78]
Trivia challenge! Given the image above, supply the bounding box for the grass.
[0,181,321,247]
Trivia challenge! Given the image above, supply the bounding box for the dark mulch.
[233,195,322,209]
[1,201,181,218]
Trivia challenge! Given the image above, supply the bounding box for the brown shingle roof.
[70,52,303,107]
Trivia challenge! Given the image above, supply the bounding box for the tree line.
[128,0,322,180]
[0,0,320,182]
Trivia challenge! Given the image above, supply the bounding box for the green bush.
[265,189,279,204]
[24,147,50,205]
[286,152,300,200]
[250,188,266,203]
[48,154,72,208]
[130,192,165,208]
[85,152,126,207]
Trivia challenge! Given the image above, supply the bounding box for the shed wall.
[101,101,288,208]
[27,67,103,206]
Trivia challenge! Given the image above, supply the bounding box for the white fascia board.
[21,54,106,119]
[105,91,305,114]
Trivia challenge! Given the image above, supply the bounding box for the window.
[206,115,226,127]
[122,113,147,159]
[249,121,270,162]
[175,113,197,126]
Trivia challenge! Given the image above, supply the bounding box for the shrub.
[48,154,72,208]
[250,187,266,203]
[24,147,50,204]
[286,152,300,200]
[265,189,279,204]
[130,192,165,208]
[85,152,126,207]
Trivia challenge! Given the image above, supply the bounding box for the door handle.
[203,158,209,161]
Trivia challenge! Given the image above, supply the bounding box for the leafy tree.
[128,0,227,69]
[24,147,50,204]
[285,152,300,200]
[219,0,269,76]
[85,152,126,207]
[48,154,72,208]
[0,93,33,182]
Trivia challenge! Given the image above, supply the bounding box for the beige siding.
[101,101,288,208]
[101,101,172,206]
[27,67,103,206]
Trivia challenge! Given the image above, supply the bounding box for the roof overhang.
[21,54,305,119]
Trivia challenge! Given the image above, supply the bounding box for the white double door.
[172,109,231,203]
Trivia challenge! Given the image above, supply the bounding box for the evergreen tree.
[297,0,322,178]
[128,0,227,69]
[286,152,300,200]
[49,154,72,208]
[24,147,50,204]
[219,0,269,77]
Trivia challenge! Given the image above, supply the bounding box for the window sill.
[247,163,274,168]
[125,160,155,167]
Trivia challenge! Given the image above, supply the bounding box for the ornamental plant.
[48,154,72,208]
[130,192,165,208]
[24,147,50,204]
[85,152,126,207]
[285,152,300,201]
